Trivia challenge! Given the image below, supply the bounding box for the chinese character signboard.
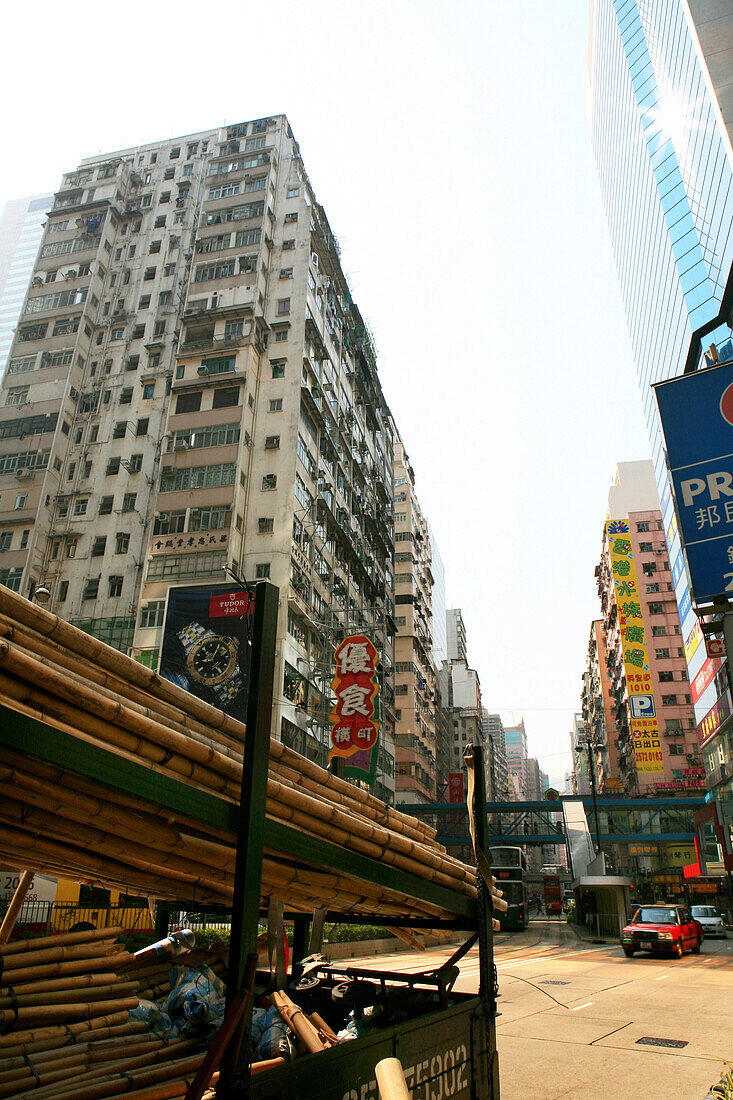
[691,655,721,704]
[607,521,665,775]
[329,634,380,783]
[655,362,733,604]
[697,689,731,749]
[160,584,253,720]
[448,773,465,803]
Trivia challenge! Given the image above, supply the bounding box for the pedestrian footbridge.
[398,795,704,860]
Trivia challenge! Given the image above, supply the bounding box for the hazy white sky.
[1,0,651,784]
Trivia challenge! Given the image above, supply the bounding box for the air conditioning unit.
[174,439,188,450]
[31,276,43,287]
[158,512,169,521]
[15,468,32,480]
[197,365,209,375]
[311,252,319,268]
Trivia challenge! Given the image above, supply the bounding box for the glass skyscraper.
[0,195,53,375]
[587,0,733,833]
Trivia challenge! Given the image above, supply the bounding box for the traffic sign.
[655,362,733,603]
[544,787,560,801]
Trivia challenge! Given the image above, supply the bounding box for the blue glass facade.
[588,0,733,724]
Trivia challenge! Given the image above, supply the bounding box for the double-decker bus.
[489,846,528,931]
[543,874,562,916]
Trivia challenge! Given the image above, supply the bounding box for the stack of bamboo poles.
[0,927,218,1098]
[0,585,482,922]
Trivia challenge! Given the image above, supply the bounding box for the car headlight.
[622,935,632,941]
[658,932,673,940]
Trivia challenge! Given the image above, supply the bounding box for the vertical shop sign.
[329,634,380,782]
[607,521,665,775]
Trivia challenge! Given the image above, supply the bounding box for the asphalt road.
[351,917,733,1099]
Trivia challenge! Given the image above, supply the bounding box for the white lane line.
[655,975,669,981]
[571,1002,595,1012]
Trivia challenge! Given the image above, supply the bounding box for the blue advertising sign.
[678,587,692,623]
[655,362,733,603]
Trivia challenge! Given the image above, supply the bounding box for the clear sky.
[0,0,651,785]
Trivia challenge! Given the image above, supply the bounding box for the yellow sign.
[607,521,664,775]
[685,618,703,664]
[665,845,696,868]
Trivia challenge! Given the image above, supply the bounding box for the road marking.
[655,975,669,981]
[571,1001,595,1011]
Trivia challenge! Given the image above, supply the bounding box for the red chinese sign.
[329,634,379,760]
[448,773,465,803]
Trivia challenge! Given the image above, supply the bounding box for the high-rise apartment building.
[0,195,54,376]
[581,619,618,792]
[504,718,528,800]
[0,116,398,801]
[393,436,438,803]
[484,712,510,801]
[446,608,467,664]
[595,462,702,795]
[571,713,591,795]
[587,1,733,760]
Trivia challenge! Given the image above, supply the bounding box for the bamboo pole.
[0,926,123,958]
[269,991,328,1054]
[0,870,35,945]
[0,1012,138,1053]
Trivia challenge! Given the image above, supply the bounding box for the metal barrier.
[11,902,153,934]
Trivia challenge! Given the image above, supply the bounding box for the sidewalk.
[567,919,615,946]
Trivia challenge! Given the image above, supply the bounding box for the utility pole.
[579,736,602,857]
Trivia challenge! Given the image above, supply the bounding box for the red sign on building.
[697,690,731,749]
[705,636,726,659]
[448,773,465,803]
[691,656,721,704]
[329,634,379,761]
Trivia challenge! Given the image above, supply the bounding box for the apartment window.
[642,562,656,576]
[636,522,650,532]
[279,268,293,279]
[149,353,161,368]
[287,186,299,198]
[58,581,68,602]
[14,493,27,510]
[107,457,121,475]
[5,387,29,406]
[262,474,277,490]
[0,533,12,552]
[133,324,146,339]
[65,538,77,558]
[265,435,280,449]
[120,388,133,405]
[91,536,107,557]
[139,295,151,309]
[115,532,130,554]
[122,492,137,512]
[170,147,180,159]
[258,517,274,533]
[256,563,271,579]
[136,418,149,436]
[176,392,202,414]
[271,361,285,378]
[175,365,185,380]
[108,575,123,598]
[149,240,162,254]
[83,579,99,601]
[19,530,28,550]
[99,496,113,515]
[111,328,124,341]
[143,383,155,399]
[144,267,156,281]
[202,356,236,375]
[140,601,165,628]
[658,670,674,682]
[128,454,142,473]
[224,320,244,339]
[669,744,685,756]
[661,694,677,705]
[275,329,288,342]
[282,239,295,251]
[655,647,670,659]
[652,625,667,636]
[212,387,239,409]
[159,192,171,205]
[155,215,166,228]
[112,422,127,439]
[277,298,290,315]
[127,355,140,371]
[284,212,298,223]
[269,399,283,411]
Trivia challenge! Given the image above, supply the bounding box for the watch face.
[187,636,239,686]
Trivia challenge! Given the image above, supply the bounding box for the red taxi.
[621,904,703,958]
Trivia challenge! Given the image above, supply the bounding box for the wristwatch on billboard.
[177,622,243,706]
